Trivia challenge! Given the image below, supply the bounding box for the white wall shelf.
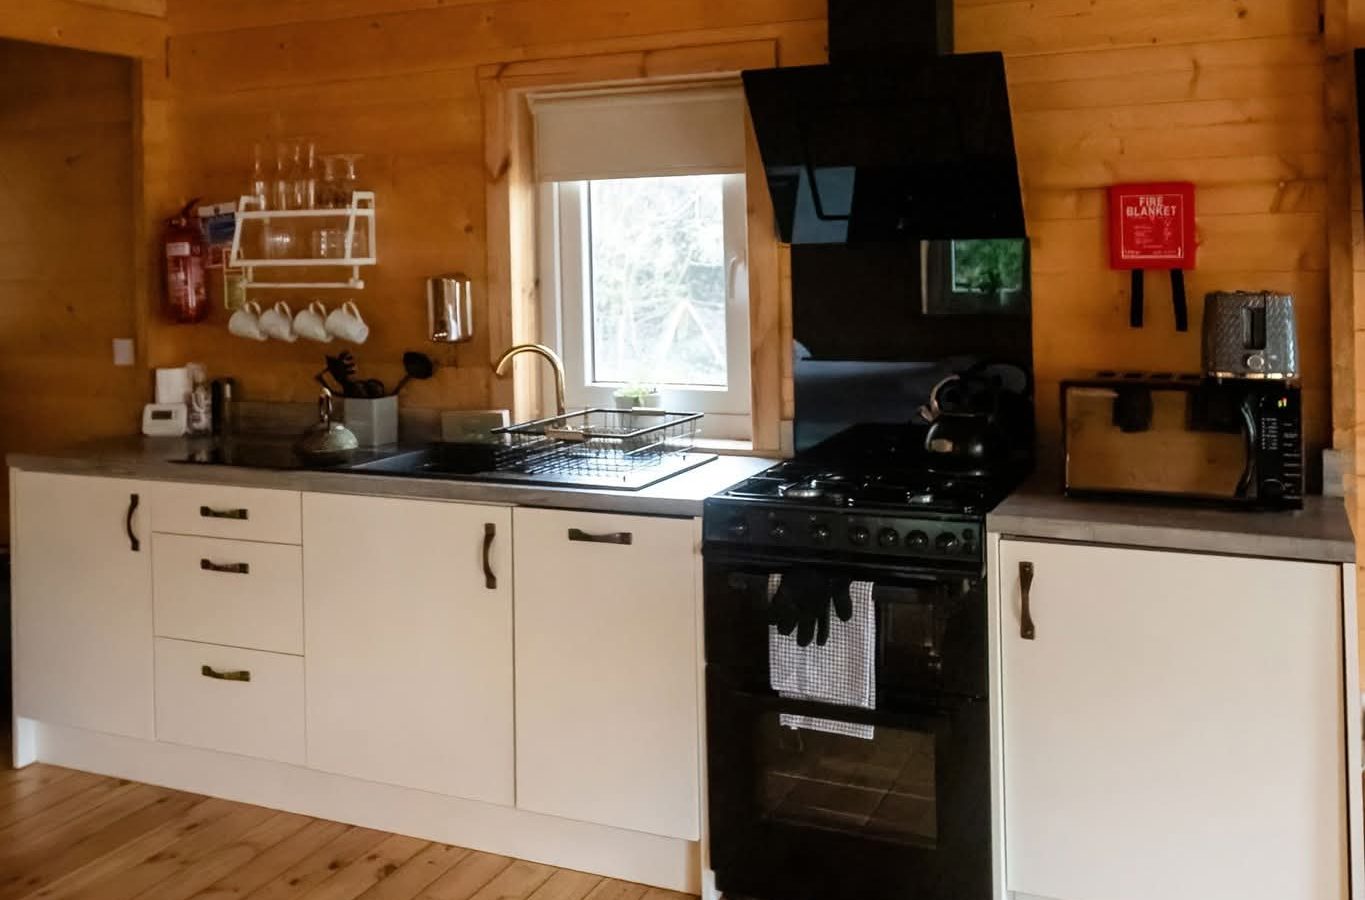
[230,191,377,291]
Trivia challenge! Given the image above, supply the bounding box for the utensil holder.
[343,396,399,448]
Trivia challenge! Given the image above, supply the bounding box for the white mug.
[326,300,369,344]
[260,301,297,343]
[294,301,331,343]
[227,301,267,341]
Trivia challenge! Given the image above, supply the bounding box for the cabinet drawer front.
[154,638,304,765]
[153,534,303,655]
[151,483,301,544]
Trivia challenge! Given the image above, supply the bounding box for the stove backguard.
[792,241,1034,457]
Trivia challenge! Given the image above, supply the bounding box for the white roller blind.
[529,82,746,183]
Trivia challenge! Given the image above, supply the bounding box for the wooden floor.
[0,762,696,900]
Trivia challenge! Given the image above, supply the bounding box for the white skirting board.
[22,718,701,893]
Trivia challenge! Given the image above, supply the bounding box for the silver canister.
[427,274,474,343]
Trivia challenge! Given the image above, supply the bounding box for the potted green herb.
[614,384,662,410]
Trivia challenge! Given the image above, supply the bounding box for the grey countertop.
[9,437,778,518]
[989,476,1356,564]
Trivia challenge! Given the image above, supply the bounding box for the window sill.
[694,437,762,457]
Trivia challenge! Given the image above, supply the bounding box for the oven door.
[702,551,990,900]
[703,551,987,702]
[706,679,989,900]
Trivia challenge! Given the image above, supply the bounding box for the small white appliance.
[154,367,192,404]
[142,403,189,437]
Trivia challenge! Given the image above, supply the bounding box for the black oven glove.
[770,570,855,648]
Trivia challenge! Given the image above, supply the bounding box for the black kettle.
[920,374,1009,471]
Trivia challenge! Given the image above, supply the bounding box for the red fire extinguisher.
[163,198,209,324]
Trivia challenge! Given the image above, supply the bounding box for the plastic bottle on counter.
[187,363,212,436]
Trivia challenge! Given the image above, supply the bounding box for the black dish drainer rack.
[488,408,703,478]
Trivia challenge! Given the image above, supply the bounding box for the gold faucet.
[493,343,567,417]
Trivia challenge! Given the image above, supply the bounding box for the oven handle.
[704,548,981,584]
[719,683,977,730]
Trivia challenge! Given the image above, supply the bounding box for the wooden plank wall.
[0,40,141,537]
[0,0,165,58]
[149,2,825,412]
[155,0,1334,456]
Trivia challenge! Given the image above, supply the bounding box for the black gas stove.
[705,425,1020,565]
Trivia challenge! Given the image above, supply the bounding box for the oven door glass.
[706,683,990,900]
[703,556,986,702]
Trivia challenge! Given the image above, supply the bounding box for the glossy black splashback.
[792,241,1034,454]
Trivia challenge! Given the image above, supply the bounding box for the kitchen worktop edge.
[988,477,1355,564]
[9,438,779,519]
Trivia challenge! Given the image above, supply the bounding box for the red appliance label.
[1108,182,1196,270]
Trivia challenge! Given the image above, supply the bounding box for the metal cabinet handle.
[1019,561,1036,641]
[200,506,248,520]
[126,493,141,552]
[201,665,251,683]
[200,559,250,575]
[483,523,497,590]
[567,528,633,546]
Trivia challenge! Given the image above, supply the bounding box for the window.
[532,84,751,438]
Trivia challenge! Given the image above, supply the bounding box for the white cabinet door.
[998,539,1347,900]
[303,493,514,805]
[513,508,700,840]
[12,471,154,739]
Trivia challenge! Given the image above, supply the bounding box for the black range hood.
[744,0,1026,244]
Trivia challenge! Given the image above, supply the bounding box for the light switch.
[112,338,135,367]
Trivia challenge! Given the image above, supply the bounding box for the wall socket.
[112,338,135,367]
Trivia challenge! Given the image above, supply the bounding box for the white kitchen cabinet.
[11,471,155,739]
[302,493,515,805]
[513,508,701,840]
[996,539,1348,900]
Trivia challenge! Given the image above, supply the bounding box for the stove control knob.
[935,532,960,552]
[769,521,789,540]
[906,530,929,550]
[726,518,749,540]
[878,528,900,548]
[810,523,831,544]
[848,525,871,547]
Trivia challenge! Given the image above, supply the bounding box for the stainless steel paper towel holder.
[427,273,474,343]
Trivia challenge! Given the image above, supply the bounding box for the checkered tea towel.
[767,574,876,740]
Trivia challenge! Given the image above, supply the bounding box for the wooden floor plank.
[236,826,390,900]
[0,767,77,809]
[0,769,696,900]
[351,845,469,900]
[24,798,250,900]
[581,882,646,900]
[293,835,430,900]
[0,787,201,900]
[638,891,693,900]
[132,812,315,900]
[0,779,159,859]
[0,773,113,833]
[525,870,602,900]
[187,819,350,900]
[53,799,278,900]
[463,860,554,900]
[417,852,514,900]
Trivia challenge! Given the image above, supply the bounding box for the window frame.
[538,174,753,440]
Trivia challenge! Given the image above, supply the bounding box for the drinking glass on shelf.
[272,139,294,211]
[292,139,318,210]
[334,153,363,208]
[311,228,347,260]
[263,222,295,259]
[318,154,343,209]
[248,142,269,210]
